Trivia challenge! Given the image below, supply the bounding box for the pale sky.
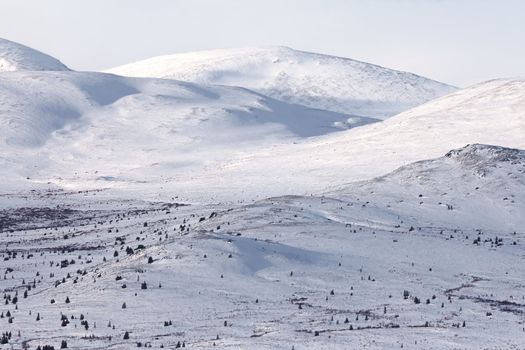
[1,0,523,87]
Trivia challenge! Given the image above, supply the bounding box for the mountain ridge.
[107,45,456,118]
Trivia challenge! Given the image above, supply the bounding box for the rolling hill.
[187,77,525,201]
[107,46,456,118]
[0,69,364,193]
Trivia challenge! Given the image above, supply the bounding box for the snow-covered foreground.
[1,145,524,349]
[107,46,456,118]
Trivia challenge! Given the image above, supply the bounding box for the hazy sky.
[1,0,523,86]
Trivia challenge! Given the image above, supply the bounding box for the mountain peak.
[0,38,70,72]
[445,143,525,168]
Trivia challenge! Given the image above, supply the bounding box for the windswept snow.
[0,37,69,72]
[107,46,456,118]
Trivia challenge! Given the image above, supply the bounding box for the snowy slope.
[180,77,524,201]
[107,46,456,118]
[0,70,365,192]
[1,75,523,202]
[331,144,525,232]
[0,39,522,204]
[0,37,69,71]
[0,144,523,349]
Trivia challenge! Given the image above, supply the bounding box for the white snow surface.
[0,73,523,203]
[0,70,370,193]
[107,46,456,118]
[332,143,525,232]
[183,77,524,202]
[0,144,523,349]
[0,37,69,72]
[0,39,524,350]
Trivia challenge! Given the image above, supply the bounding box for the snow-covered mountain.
[0,38,524,350]
[0,69,369,192]
[0,71,355,147]
[146,77,525,201]
[1,69,523,201]
[107,46,456,118]
[0,37,69,71]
